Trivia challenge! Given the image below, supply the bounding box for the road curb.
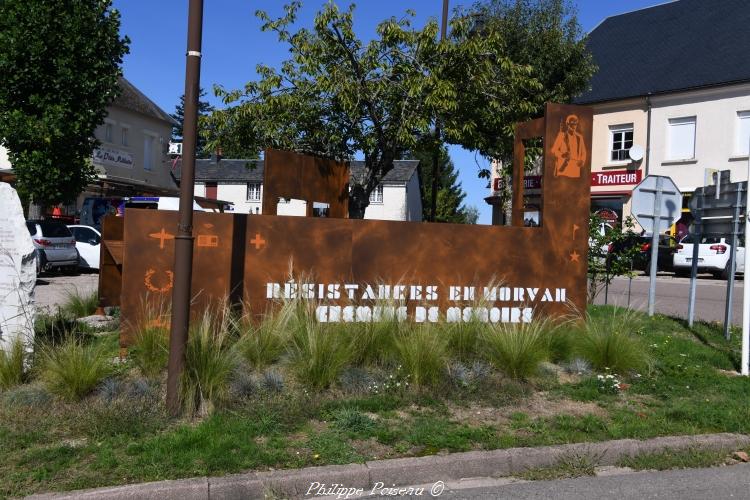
[27,432,750,499]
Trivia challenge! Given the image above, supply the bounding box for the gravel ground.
[34,272,98,313]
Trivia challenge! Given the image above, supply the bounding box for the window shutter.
[668,117,696,160]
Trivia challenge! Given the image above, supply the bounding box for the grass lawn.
[1,306,749,497]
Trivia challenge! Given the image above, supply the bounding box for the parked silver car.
[25,220,79,274]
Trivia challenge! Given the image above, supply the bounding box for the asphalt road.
[593,272,745,325]
[430,463,750,500]
[34,272,98,313]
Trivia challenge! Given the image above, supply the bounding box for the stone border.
[27,433,750,499]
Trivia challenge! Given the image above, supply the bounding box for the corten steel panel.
[262,148,349,218]
[541,103,593,314]
[98,215,124,308]
[117,104,592,347]
[119,209,235,346]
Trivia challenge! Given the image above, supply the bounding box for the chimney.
[212,147,223,163]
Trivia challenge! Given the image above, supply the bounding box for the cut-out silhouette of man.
[552,115,586,178]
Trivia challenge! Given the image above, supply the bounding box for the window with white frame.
[369,184,384,203]
[737,111,750,156]
[143,135,154,170]
[121,127,129,147]
[247,182,261,201]
[667,116,696,160]
[104,123,113,143]
[609,124,633,162]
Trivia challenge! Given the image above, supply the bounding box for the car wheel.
[674,269,691,278]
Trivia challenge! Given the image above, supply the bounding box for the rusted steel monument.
[99,103,593,349]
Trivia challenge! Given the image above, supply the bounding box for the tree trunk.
[27,201,44,219]
[348,185,369,219]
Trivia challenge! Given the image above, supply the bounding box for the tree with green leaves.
[406,141,473,223]
[451,0,595,180]
[207,2,542,218]
[171,88,215,159]
[0,0,129,213]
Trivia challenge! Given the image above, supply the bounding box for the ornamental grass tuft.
[394,323,448,388]
[130,324,169,380]
[574,308,651,374]
[232,301,293,370]
[481,318,552,380]
[61,289,99,319]
[39,338,113,401]
[180,308,239,417]
[287,307,352,390]
[0,338,26,390]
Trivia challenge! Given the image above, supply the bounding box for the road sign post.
[632,176,682,317]
[687,195,702,327]
[723,187,744,339]
[688,170,748,347]
[743,140,750,375]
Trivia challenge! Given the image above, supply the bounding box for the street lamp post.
[166,0,204,416]
[429,0,449,222]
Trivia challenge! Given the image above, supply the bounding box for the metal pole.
[687,196,702,327]
[742,137,750,374]
[627,259,633,308]
[429,0,449,222]
[166,0,204,417]
[604,254,610,305]
[723,186,742,340]
[647,177,663,316]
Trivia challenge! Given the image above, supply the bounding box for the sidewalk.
[28,432,750,499]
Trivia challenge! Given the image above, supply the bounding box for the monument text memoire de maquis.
[98,103,593,349]
[0,182,37,351]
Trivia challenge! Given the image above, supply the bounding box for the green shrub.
[39,338,113,401]
[130,325,169,379]
[287,310,352,390]
[394,324,447,388]
[574,308,650,374]
[61,289,99,318]
[180,310,239,416]
[0,338,26,390]
[482,319,551,380]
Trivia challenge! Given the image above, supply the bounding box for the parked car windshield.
[680,235,723,245]
[39,221,72,238]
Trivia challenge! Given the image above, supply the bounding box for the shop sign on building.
[493,175,542,192]
[93,147,134,169]
[591,169,642,187]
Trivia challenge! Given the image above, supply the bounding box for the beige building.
[77,77,178,206]
[575,0,750,239]
[0,78,179,217]
[588,99,648,228]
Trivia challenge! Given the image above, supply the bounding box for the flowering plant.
[366,365,409,395]
[597,373,622,394]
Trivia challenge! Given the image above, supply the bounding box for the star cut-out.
[569,250,580,263]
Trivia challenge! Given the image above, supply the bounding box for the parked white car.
[67,225,101,270]
[673,235,745,279]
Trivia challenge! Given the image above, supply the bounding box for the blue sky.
[112,0,664,223]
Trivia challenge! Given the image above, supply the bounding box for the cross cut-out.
[251,233,266,250]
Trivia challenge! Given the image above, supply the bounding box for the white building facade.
[183,158,422,221]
